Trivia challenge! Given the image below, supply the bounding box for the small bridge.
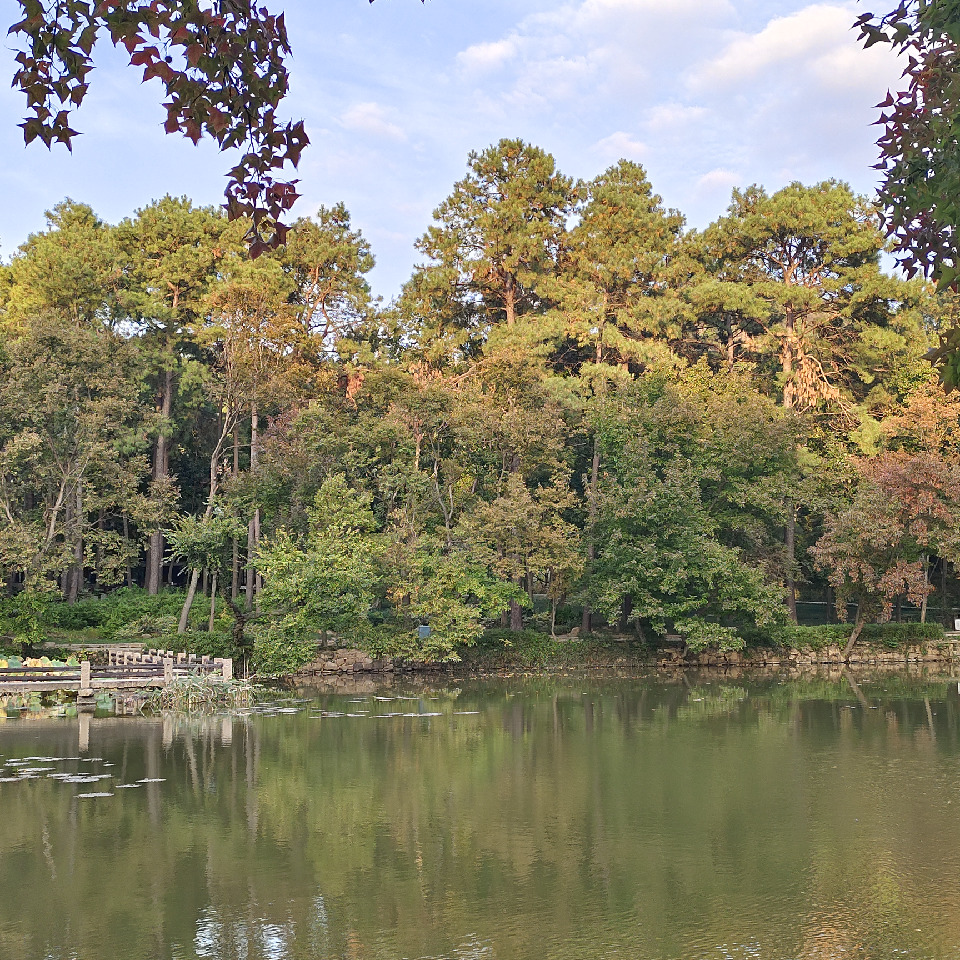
[0,649,233,694]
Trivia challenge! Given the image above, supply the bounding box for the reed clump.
[147,674,257,712]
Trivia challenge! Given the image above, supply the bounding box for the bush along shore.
[1,587,954,681]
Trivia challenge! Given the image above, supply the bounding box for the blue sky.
[0,0,903,299]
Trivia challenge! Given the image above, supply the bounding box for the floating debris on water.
[75,792,113,799]
[138,778,165,783]
[115,784,141,789]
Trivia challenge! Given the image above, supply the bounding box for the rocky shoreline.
[653,640,960,670]
[293,638,960,681]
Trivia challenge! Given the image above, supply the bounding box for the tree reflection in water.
[0,675,959,960]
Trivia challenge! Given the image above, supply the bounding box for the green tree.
[0,315,149,598]
[116,196,229,594]
[3,200,118,329]
[545,159,687,370]
[590,368,793,650]
[256,476,380,674]
[283,203,376,355]
[403,139,576,358]
[695,181,922,617]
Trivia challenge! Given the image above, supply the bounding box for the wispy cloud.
[592,131,648,163]
[339,102,407,141]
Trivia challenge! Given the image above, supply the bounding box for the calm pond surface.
[2,672,960,960]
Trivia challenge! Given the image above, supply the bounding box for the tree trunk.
[122,512,133,587]
[618,595,633,633]
[581,438,601,634]
[208,573,218,632]
[842,613,866,662]
[504,273,516,327]
[509,597,523,632]
[177,409,238,634]
[920,556,929,624]
[785,503,798,622]
[781,308,798,623]
[94,508,104,584]
[178,570,200,634]
[245,520,256,612]
[67,483,83,604]
[146,366,174,595]
[942,559,951,628]
[246,403,260,610]
[231,429,240,601]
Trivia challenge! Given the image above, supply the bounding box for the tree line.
[1,138,957,668]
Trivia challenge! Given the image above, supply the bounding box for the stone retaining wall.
[655,642,957,670]
[295,640,959,679]
[295,648,442,677]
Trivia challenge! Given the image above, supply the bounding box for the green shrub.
[859,622,945,647]
[112,614,180,641]
[43,600,109,630]
[36,587,189,638]
[456,629,646,670]
[741,621,945,652]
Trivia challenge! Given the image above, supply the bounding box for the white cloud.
[643,103,708,133]
[339,102,406,141]
[457,37,521,73]
[694,168,741,196]
[452,0,734,115]
[689,3,884,90]
[592,131,648,162]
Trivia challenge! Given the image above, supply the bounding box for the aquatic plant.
[146,675,257,713]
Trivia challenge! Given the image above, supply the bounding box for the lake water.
[2,672,960,960]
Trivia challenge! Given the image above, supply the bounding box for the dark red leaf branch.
[9,0,310,255]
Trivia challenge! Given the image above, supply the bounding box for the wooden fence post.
[221,658,233,681]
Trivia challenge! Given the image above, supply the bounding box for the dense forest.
[1,138,957,670]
